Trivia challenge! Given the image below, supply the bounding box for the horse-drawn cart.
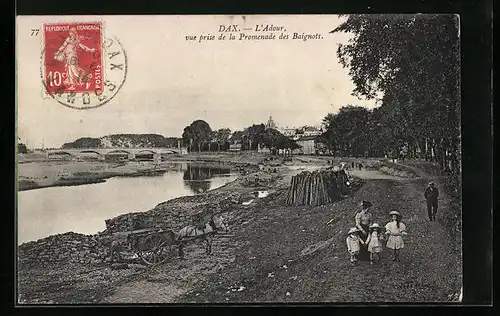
[126,228,177,265]
[113,214,229,266]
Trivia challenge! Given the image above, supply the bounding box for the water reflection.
[17,162,236,244]
[183,165,232,194]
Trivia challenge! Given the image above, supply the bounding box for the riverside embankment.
[17,154,461,304]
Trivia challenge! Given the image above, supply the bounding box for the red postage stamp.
[43,22,103,94]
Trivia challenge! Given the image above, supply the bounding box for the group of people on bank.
[346,181,439,265]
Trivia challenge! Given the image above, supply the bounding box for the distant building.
[280,125,323,140]
[280,127,297,137]
[301,126,322,137]
[229,141,242,152]
[293,135,321,155]
[257,143,271,153]
[265,116,278,130]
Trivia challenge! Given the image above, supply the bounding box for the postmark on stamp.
[41,22,127,110]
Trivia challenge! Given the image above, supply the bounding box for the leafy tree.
[182,120,213,153]
[242,124,266,150]
[277,135,300,152]
[213,128,232,152]
[62,137,102,149]
[322,106,372,157]
[230,130,244,143]
[332,14,460,171]
[260,128,299,155]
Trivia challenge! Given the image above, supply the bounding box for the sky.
[17,15,378,148]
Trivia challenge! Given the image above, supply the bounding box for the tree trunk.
[424,137,429,161]
[430,138,435,162]
[218,142,221,152]
[438,139,445,170]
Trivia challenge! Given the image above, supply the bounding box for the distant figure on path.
[346,227,364,265]
[424,181,439,221]
[385,210,407,262]
[355,200,373,261]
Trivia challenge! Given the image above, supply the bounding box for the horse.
[176,214,229,258]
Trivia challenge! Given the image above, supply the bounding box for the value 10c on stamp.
[41,22,127,110]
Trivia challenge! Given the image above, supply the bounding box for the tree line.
[61,134,182,149]
[181,120,300,154]
[324,14,460,174]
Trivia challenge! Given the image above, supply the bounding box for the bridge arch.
[104,149,131,161]
[80,150,103,155]
[136,149,158,155]
[48,151,74,161]
[160,149,179,154]
[49,151,74,156]
[106,149,131,155]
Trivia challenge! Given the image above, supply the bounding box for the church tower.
[265,115,278,130]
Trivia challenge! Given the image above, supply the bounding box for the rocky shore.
[17,155,459,304]
[17,154,283,303]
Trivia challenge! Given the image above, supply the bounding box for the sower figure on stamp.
[424,181,439,221]
[54,27,96,90]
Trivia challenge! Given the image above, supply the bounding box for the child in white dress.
[346,227,364,265]
[385,210,408,262]
[366,223,384,264]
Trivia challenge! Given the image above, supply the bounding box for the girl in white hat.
[346,227,365,265]
[385,210,408,261]
[366,223,384,264]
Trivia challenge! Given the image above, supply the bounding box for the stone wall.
[103,191,241,234]
[104,212,150,233]
[18,191,242,269]
[18,232,106,268]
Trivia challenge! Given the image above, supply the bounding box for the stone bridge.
[46,147,188,162]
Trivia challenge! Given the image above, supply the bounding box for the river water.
[17,163,237,245]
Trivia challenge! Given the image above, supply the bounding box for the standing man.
[424,181,439,221]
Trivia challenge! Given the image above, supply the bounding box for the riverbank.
[17,154,283,303]
[17,152,266,192]
[17,156,461,304]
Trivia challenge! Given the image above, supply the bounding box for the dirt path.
[102,161,461,303]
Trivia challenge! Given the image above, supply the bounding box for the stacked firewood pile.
[285,169,350,206]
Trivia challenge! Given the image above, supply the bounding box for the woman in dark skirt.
[355,200,373,261]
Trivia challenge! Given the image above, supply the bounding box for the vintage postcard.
[16,14,462,304]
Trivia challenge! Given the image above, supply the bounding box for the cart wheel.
[139,234,172,265]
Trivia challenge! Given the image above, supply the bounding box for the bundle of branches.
[347,176,365,193]
[285,169,349,206]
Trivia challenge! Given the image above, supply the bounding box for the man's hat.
[347,227,360,234]
[369,223,381,229]
[429,181,435,185]
[389,210,401,217]
[359,200,372,208]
